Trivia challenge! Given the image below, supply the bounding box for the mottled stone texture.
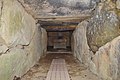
[18,0,96,17]
[72,21,91,66]
[0,0,47,80]
[90,36,120,80]
[72,0,120,80]
[87,1,120,53]
[73,20,120,80]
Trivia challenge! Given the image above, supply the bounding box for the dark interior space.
[47,31,73,52]
[39,20,78,53]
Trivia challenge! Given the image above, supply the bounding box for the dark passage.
[47,31,73,52]
[39,20,77,53]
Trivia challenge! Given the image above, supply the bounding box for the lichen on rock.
[86,1,120,53]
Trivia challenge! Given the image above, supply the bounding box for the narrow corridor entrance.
[38,19,77,53]
[21,16,97,80]
[21,16,100,80]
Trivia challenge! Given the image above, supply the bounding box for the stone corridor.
[0,0,120,80]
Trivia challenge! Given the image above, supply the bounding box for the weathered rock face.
[72,0,120,80]
[87,1,120,53]
[90,36,120,80]
[0,0,36,47]
[18,0,97,17]
[117,0,120,9]
[72,21,91,66]
[41,28,47,55]
[0,0,47,80]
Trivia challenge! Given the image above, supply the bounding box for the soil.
[21,53,100,80]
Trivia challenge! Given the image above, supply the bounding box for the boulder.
[0,36,8,55]
[0,0,36,47]
[90,36,120,80]
[86,1,120,53]
[19,0,94,16]
[0,0,47,80]
[72,21,91,66]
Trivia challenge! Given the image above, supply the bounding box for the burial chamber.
[0,0,120,80]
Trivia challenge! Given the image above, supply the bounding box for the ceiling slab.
[37,15,90,32]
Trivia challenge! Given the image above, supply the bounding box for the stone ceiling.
[18,0,98,18]
[18,0,97,31]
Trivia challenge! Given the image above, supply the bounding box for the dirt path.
[21,53,99,80]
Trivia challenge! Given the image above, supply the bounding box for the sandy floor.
[21,53,100,80]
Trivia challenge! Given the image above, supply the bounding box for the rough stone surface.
[41,28,47,55]
[0,0,36,47]
[90,36,120,80]
[72,1,120,80]
[1,0,120,80]
[0,0,47,80]
[72,21,91,66]
[73,20,120,80]
[86,1,120,53]
[18,0,96,17]
[117,0,120,9]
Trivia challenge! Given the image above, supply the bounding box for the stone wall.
[87,2,120,79]
[72,0,120,80]
[87,0,120,53]
[0,0,47,80]
[73,21,120,80]
[89,36,120,80]
[72,21,91,66]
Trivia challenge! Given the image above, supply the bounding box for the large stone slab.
[86,1,120,53]
[0,0,36,47]
[72,21,91,66]
[0,0,47,80]
[19,0,95,17]
[90,36,120,80]
[0,25,47,80]
[72,1,120,80]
